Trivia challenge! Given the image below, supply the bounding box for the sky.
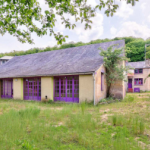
[0,0,150,53]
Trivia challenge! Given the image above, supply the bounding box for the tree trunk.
[107,84,111,97]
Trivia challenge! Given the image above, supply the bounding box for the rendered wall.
[79,75,94,103]
[13,78,23,100]
[41,77,54,101]
[131,68,150,91]
[94,65,107,104]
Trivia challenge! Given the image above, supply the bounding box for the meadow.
[0,93,150,150]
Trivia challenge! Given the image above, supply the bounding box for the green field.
[0,93,150,150]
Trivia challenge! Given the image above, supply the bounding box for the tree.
[0,0,138,44]
[126,39,145,62]
[100,45,128,97]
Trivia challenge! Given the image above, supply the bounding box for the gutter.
[0,72,95,79]
[93,72,95,106]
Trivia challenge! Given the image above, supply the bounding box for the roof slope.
[126,61,145,69]
[0,40,125,78]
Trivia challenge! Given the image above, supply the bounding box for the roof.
[0,56,14,60]
[126,61,145,69]
[0,40,125,78]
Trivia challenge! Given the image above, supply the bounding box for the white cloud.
[86,0,97,7]
[110,27,117,35]
[148,15,150,23]
[115,21,150,39]
[74,13,104,42]
[115,1,133,19]
[141,3,146,11]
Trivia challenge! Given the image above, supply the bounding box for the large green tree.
[0,0,138,44]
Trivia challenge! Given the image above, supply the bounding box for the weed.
[139,121,145,134]
[112,115,117,126]
[80,102,86,115]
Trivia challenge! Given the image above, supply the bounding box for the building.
[0,56,14,65]
[0,40,126,104]
[126,61,150,92]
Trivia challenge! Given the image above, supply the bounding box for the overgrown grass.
[0,94,150,149]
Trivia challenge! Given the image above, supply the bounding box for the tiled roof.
[126,61,145,69]
[0,40,125,78]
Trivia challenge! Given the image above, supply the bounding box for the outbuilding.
[0,40,126,104]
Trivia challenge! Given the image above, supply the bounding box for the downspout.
[93,73,95,106]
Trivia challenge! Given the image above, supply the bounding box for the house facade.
[0,40,126,104]
[126,61,150,92]
[0,56,14,65]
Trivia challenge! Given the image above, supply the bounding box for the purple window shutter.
[101,73,104,91]
[72,77,74,102]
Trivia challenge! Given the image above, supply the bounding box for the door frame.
[1,78,13,99]
[23,77,41,101]
[128,78,132,88]
[54,75,79,103]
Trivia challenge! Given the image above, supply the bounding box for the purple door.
[1,79,13,99]
[128,79,132,88]
[54,76,79,103]
[24,78,41,101]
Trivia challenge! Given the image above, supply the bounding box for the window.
[134,69,143,74]
[134,78,143,85]
[101,73,104,91]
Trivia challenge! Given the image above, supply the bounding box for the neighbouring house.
[126,60,150,93]
[0,56,14,65]
[0,40,126,104]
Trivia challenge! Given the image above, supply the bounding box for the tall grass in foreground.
[0,99,148,150]
[111,115,145,135]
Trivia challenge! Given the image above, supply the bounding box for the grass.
[0,94,150,149]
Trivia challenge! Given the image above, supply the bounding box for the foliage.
[100,45,128,97]
[0,0,138,44]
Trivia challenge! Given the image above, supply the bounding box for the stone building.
[0,40,125,104]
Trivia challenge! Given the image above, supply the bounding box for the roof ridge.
[14,39,125,58]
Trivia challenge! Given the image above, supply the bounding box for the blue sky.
[0,0,150,53]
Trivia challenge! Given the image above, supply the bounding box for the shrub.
[48,100,53,104]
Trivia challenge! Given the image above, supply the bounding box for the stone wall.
[94,65,107,104]
[110,61,126,99]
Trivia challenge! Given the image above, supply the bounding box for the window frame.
[101,72,104,91]
[134,69,143,74]
[134,78,143,85]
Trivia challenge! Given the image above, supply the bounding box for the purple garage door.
[24,78,41,101]
[1,79,13,99]
[54,76,79,103]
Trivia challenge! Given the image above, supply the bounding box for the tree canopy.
[0,0,138,44]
